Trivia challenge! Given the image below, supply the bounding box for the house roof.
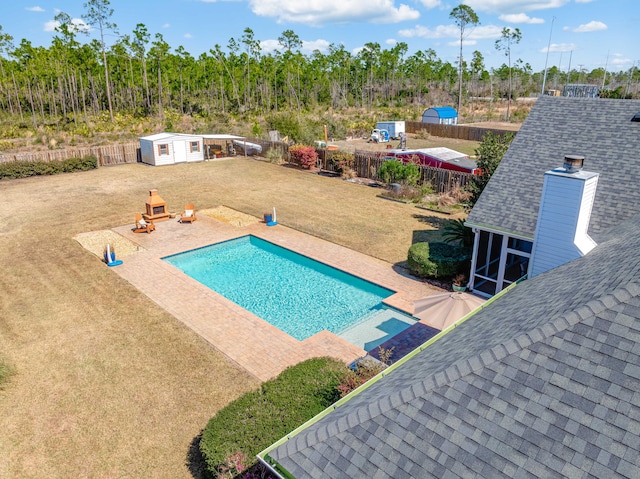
[264,97,640,479]
[423,106,458,118]
[466,97,640,240]
[265,212,640,478]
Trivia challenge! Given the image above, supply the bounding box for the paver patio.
[109,211,442,381]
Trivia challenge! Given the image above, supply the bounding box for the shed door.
[173,140,187,163]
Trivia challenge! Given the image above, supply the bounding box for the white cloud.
[260,39,280,53]
[302,39,331,53]
[44,17,89,33]
[249,0,419,26]
[447,39,478,47]
[386,38,397,46]
[260,38,331,54]
[499,13,544,24]
[464,0,569,13]
[611,54,632,67]
[163,23,170,28]
[44,20,58,32]
[572,20,607,32]
[574,0,593,3]
[418,0,441,7]
[26,6,44,12]
[184,33,193,38]
[540,42,576,53]
[399,24,501,40]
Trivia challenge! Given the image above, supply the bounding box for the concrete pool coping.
[109,211,443,381]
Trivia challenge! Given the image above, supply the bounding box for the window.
[190,141,200,152]
[158,144,169,156]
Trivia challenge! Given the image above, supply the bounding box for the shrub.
[442,218,474,250]
[407,242,471,279]
[327,151,355,177]
[415,128,431,140]
[288,144,318,169]
[200,357,349,476]
[378,160,420,185]
[337,351,392,398]
[265,148,284,165]
[0,155,98,180]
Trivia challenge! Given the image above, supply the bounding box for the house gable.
[466,97,640,242]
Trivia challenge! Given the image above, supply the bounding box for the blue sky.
[4,0,637,73]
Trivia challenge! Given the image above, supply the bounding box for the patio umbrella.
[413,291,486,330]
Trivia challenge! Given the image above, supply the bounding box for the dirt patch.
[74,230,143,260]
[460,121,521,131]
[200,206,262,227]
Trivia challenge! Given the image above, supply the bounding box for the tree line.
[0,0,637,131]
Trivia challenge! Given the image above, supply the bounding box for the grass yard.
[0,157,460,478]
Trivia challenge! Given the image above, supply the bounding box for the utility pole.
[564,51,572,92]
[541,16,555,95]
[602,51,609,88]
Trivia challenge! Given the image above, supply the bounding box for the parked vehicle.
[375,121,405,140]
[368,128,390,143]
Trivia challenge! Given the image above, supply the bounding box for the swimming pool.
[162,235,412,344]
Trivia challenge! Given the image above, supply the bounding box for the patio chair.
[133,213,155,233]
[179,204,197,223]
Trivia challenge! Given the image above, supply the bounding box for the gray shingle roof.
[267,213,640,478]
[466,97,640,240]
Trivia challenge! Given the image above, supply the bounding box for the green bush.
[378,160,420,185]
[0,155,98,180]
[407,242,470,279]
[327,151,355,175]
[200,357,349,476]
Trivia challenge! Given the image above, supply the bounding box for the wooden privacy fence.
[0,143,140,166]
[405,121,515,142]
[243,137,289,159]
[317,149,472,194]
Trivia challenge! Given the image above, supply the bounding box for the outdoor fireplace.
[143,189,170,222]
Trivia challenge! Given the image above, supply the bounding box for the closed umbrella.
[413,291,486,330]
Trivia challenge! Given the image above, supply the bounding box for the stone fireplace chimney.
[143,189,169,222]
[529,155,598,278]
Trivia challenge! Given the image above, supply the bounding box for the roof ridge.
[288,281,640,454]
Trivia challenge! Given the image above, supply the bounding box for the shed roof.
[387,147,476,171]
[423,106,458,118]
[201,134,246,140]
[139,132,203,142]
[466,97,640,240]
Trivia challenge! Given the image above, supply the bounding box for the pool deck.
[110,212,443,381]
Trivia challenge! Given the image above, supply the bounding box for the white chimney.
[529,155,599,278]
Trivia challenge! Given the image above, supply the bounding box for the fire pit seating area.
[143,189,170,222]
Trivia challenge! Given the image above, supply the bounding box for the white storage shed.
[139,132,204,166]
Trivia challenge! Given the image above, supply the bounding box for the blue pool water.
[162,235,399,341]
